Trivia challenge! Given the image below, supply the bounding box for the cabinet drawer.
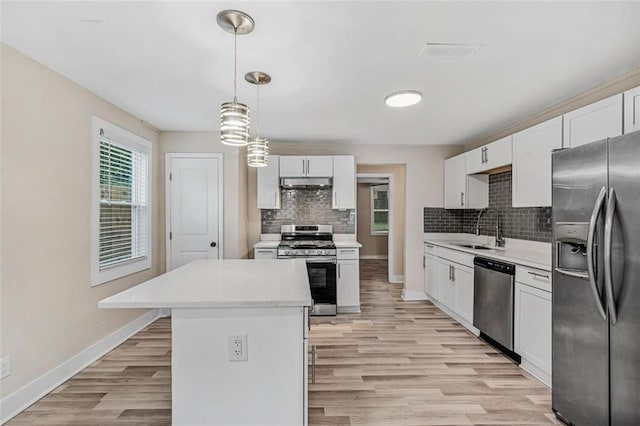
[337,248,359,260]
[516,265,552,292]
[424,242,437,255]
[254,248,278,260]
[434,246,474,267]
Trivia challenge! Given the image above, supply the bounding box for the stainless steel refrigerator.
[552,131,640,425]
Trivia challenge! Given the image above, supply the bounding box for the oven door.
[304,258,337,315]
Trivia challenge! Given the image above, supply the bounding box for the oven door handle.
[304,258,337,264]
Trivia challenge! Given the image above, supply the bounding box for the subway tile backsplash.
[424,170,552,243]
[261,188,356,234]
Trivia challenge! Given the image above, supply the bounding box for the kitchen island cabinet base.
[171,306,307,426]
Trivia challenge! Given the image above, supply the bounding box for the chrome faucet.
[475,208,488,236]
[476,208,505,247]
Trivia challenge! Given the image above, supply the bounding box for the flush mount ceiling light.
[217,10,255,146]
[245,71,271,167]
[385,90,422,108]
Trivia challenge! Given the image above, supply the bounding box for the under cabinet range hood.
[280,177,332,188]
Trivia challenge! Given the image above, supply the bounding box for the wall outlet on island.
[229,334,248,362]
[0,355,10,380]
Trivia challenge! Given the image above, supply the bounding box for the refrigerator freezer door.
[608,131,640,425]
[551,140,609,426]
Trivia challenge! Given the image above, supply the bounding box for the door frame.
[356,173,395,284]
[165,153,224,269]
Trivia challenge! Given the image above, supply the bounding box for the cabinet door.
[444,154,466,209]
[257,155,281,209]
[563,93,623,148]
[254,248,277,259]
[485,135,512,170]
[514,283,552,378]
[279,156,306,177]
[306,156,333,177]
[424,254,439,301]
[512,117,563,207]
[466,174,489,209]
[332,156,355,209]
[624,86,640,134]
[453,264,474,323]
[438,259,455,310]
[465,146,485,174]
[337,260,360,308]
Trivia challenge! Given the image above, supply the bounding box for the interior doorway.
[165,153,224,270]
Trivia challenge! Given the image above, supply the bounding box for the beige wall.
[159,132,250,266]
[1,44,161,398]
[247,143,462,296]
[356,164,407,278]
[356,183,388,257]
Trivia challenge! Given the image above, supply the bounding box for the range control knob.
[284,250,290,255]
[305,250,310,255]
[292,250,297,255]
[318,250,324,255]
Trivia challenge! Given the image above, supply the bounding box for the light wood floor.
[8,260,557,425]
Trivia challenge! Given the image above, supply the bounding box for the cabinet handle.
[425,244,434,249]
[481,147,485,164]
[460,192,465,207]
[452,266,456,281]
[302,158,306,175]
[448,265,452,281]
[311,345,317,384]
[340,249,356,253]
[307,159,310,175]
[423,256,426,268]
[527,271,549,280]
[256,250,274,253]
[338,264,341,279]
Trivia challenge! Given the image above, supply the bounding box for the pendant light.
[245,71,271,167]
[217,10,254,146]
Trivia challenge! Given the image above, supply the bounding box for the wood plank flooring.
[7,260,556,425]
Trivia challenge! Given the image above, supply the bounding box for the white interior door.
[166,154,222,270]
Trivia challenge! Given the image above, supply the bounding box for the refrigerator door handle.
[586,186,608,321]
[604,187,618,326]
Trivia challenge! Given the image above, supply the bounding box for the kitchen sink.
[456,244,494,250]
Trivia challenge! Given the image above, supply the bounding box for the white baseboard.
[389,274,405,284]
[360,255,388,260]
[401,289,427,301]
[520,359,551,388]
[0,309,162,425]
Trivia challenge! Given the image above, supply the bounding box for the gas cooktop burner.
[277,225,336,257]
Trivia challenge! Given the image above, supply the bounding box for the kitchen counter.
[424,234,551,271]
[334,241,362,248]
[253,240,280,249]
[99,259,311,425]
[99,259,311,309]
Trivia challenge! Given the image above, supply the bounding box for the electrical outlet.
[228,334,248,362]
[0,355,10,380]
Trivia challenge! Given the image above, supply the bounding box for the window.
[371,185,389,235]
[91,117,152,286]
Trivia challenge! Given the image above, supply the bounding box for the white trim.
[165,153,224,271]
[337,306,361,314]
[90,116,153,286]
[520,359,552,388]
[389,274,405,284]
[357,173,395,284]
[401,289,427,300]
[360,255,388,260]
[0,309,162,425]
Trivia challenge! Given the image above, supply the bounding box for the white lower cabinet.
[437,259,456,310]
[453,264,473,324]
[254,248,278,259]
[337,248,360,313]
[514,281,552,386]
[424,253,439,301]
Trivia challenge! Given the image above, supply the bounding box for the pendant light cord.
[256,84,260,137]
[233,28,238,102]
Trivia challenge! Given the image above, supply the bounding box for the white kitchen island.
[99,259,312,426]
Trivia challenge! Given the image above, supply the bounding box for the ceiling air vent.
[420,43,483,57]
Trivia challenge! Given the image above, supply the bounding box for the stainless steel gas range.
[277,225,337,316]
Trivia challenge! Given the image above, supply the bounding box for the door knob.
[210,242,217,248]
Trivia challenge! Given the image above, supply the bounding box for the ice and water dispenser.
[555,222,590,275]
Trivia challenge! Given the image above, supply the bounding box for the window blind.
[99,135,148,270]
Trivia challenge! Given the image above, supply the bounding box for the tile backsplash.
[424,170,552,243]
[261,188,356,234]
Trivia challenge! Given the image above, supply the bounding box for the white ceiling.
[3,1,640,145]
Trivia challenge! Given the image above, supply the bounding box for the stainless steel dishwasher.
[473,257,516,352]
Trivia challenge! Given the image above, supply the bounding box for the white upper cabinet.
[257,155,281,209]
[466,135,512,174]
[512,117,563,207]
[279,156,306,177]
[444,154,467,209]
[332,155,355,209]
[563,93,623,148]
[306,156,333,177]
[444,153,488,209]
[624,86,640,134]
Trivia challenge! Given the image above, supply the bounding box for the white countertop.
[99,259,312,309]
[424,234,552,271]
[334,241,362,248]
[253,240,280,249]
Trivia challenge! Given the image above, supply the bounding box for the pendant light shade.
[245,71,271,167]
[220,100,250,146]
[217,10,254,147]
